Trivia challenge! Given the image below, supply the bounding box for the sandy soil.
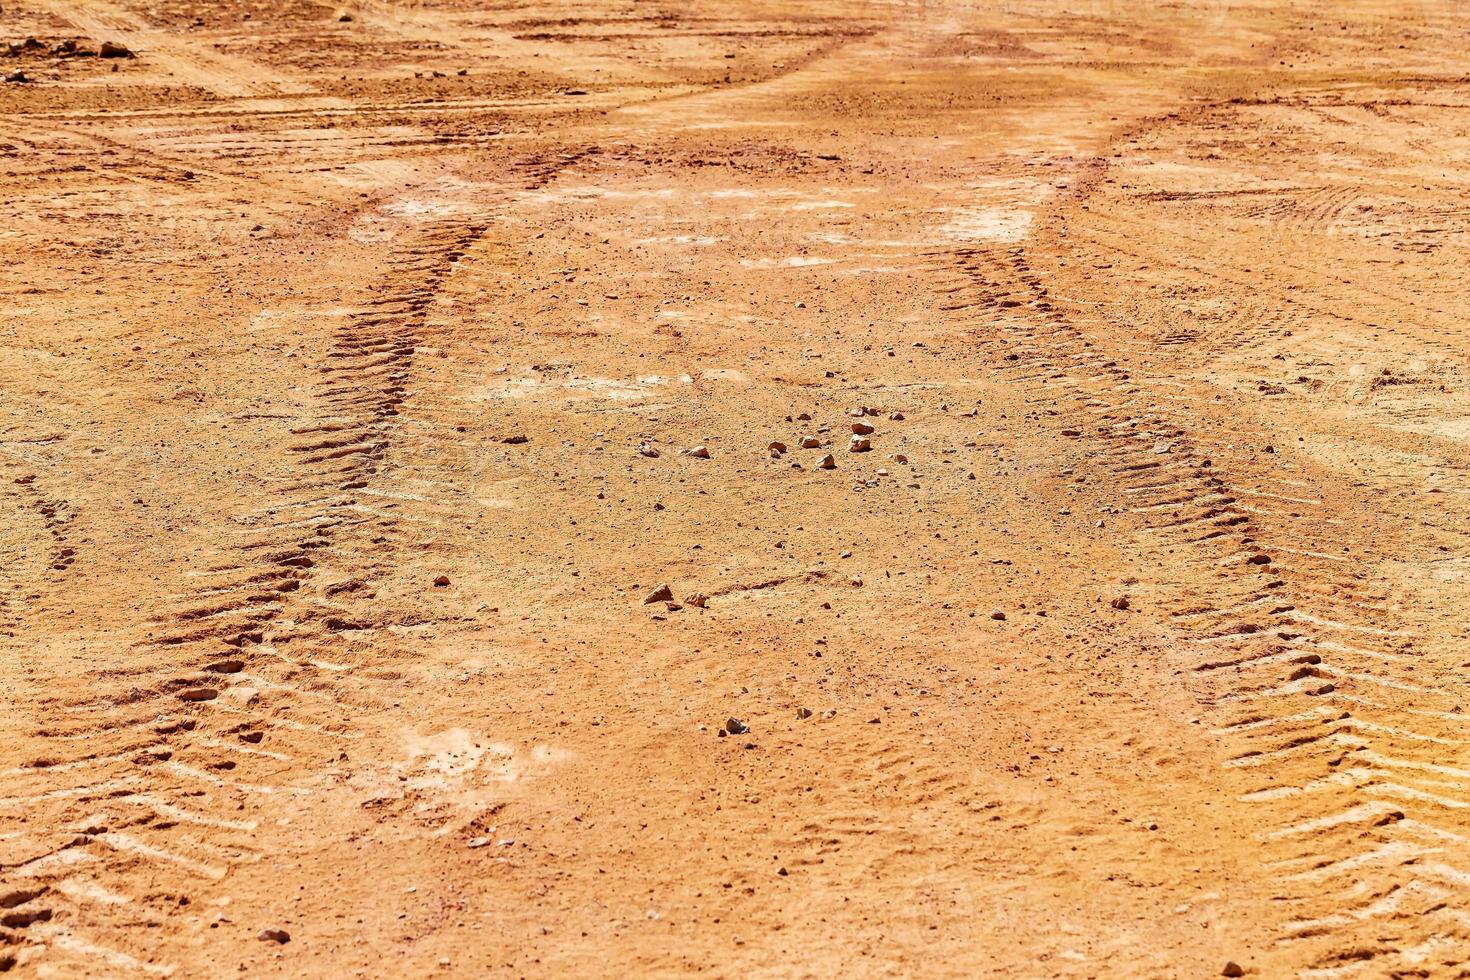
[3,0,1470,976]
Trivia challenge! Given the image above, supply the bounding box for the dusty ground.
[3,0,1470,976]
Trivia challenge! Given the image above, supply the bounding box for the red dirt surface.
[3,0,1470,976]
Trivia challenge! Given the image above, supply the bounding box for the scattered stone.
[99,41,133,58]
[1222,963,1245,978]
[817,454,836,470]
[1110,596,1129,610]
[335,9,354,21]
[876,468,889,477]
[467,836,491,848]
[799,436,821,449]
[685,445,710,459]
[257,928,290,944]
[889,412,905,420]
[501,434,528,444]
[796,412,812,421]
[724,717,749,735]
[851,421,874,435]
[767,441,787,456]
[178,687,218,702]
[892,453,909,464]
[644,584,674,604]
[849,436,871,453]
[796,707,813,720]
[433,575,450,587]
[4,69,29,84]
[205,659,244,674]
[990,610,1006,621]
[639,442,660,458]
[686,593,709,608]
[1246,553,1271,565]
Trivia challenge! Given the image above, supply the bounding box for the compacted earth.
[3,0,1470,976]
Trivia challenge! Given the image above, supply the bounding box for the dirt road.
[3,0,1469,976]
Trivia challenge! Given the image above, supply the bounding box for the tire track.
[32,0,311,98]
[0,142,609,972]
[0,218,491,978]
[950,237,1470,975]
[0,456,75,637]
